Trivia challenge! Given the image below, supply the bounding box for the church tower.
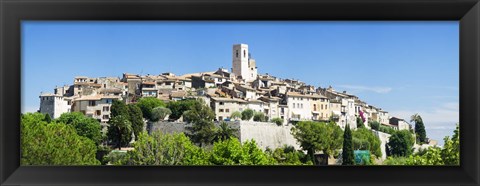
[232,44,257,82]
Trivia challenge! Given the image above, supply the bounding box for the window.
[219,109,224,112]
[219,102,224,105]
[314,104,317,111]
[103,106,109,112]
[293,104,295,109]
[226,109,230,113]
[243,50,246,58]
[96,110,101,116]
[89,101,96,106]
[103,115,109,119]
[321,104,323,110]
[301,104,303,109]
[236,50,238,58]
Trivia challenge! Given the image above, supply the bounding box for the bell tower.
[232,44,249,80]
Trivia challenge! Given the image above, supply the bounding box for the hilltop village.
[38,44,423,161]
[40,44,411,130]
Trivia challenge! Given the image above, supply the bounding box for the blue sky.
[22,21,459,145]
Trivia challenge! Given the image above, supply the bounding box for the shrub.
[271,117,283,126]
[253,112,266,122]
[241,109,254,121]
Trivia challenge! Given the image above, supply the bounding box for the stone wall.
[373,130,391,160]
[149,121,299,150]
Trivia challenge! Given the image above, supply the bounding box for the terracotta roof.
[286,92,326,99]
[210,97,247,103]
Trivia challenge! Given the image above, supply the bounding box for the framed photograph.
[1,0,479,185]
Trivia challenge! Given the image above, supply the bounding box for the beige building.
[72,95,121,125]
[209,97,247,121]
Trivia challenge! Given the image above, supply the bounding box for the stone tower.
[232,44,257,82]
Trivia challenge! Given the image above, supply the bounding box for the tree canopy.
[127,104,144,139]
[411,113,427,144]
[122,132,210,165]
[342,124,354,165]
[241,109,254,121]
[166,99,197,121]
[150,107,172,122]
[253,112,266,122]
[387,130,415,157]
[21,113,100,165]
[136,97,166,120]
[209,138,275,165]
[107,115,133,149]
[352,127,382,158]
[55,112,103,145]
[291,121,343,164]
[183,99,216,146]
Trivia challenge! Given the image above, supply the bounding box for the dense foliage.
[411,114,427,144]
[214,122,238,142]
[241,109,254,121]
[266,145,311,165]
[119,132,210,165]
[127,104,144,139]
[387,130,415,157]
[166,99,197,121]
[56,112,103,145]
[253,112,266,122]
[107,115,133,149]
[183,99,216,146]
[291,121,343,164]
[352,127,382,157]
[230,111,242,121]
[356,117,364,128]
[150,107,172,122]
[369,121,380,131]
[385,124,460,166]
[342,125,354,165]
[136,97,166,120]
[21,113,100,165]
[271,117,284,126]
[209,138,275,165]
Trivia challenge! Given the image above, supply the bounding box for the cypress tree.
[411,114,427,144]
[342,124,355,165]
[44,113,52,123]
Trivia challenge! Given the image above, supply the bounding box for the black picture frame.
[1,0,479,185]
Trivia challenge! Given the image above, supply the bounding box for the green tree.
[123,132,210,165]
[230,111,242,121]
[183,99,216,146]
[166,99,197,121]
[150,107,172,122]
[214,122,238,141]
[136,97,166,120]
[241,109,254,121]
[44,113,52,123]
[387,130,415,157]
[56,112,102,145]
[369,121,380,131]
[253,112,266,122]
[209,138,275,165]
[352,127,382,158]
[342,125,354,165]
[127,104,144,139]
[291,121,343,164]
[107,115,133,149]
[21,113,100,165]
[111,99,129,118]
[267,145,311,165]
[356,117,364,128]
[441,124,459,165]
[271,117,284,126]
[411,113,427,144]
